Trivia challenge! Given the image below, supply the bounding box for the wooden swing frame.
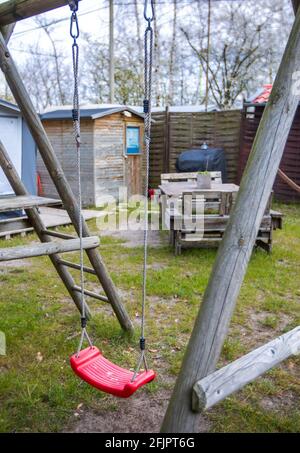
[0,0,299,432]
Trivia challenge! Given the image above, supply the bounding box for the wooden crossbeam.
[0,29,134,334]
[0,139,91,317]
[0,237,99,262]
[0,0,83,26]
[192,327,300,412]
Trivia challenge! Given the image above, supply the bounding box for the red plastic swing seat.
[70,347,156,398]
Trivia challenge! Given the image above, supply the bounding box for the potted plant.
[197,171,212,189]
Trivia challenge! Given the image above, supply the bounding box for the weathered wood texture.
[0,32,133,333]
[239,104,300,202]
[1,23,15,42]
[0,195,61,212]
[0,139,91,317]
[150,110,241,187]
[0,0,82,26]
[0,236,99,262]
[161,7,300,433]
[193,327,300,411]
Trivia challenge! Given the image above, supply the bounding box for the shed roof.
[40,105,145,121]
[246,84,273,105]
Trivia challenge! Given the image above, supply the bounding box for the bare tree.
[167,0,178,105]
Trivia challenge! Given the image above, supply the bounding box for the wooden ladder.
[0,141,133,332]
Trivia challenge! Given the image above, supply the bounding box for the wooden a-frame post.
[161,5,300,433]
[0,3,134,334]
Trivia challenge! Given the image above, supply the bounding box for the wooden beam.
[161,6,300,433]
[42,229,77,240]
[1,23,15,42]
[0,31,134,334]
[0,139,91,317]
[292,0,300,14]
[0,0,82,26]
[193,327,300,412]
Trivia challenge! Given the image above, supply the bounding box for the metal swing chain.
[69,0,93,355]
[132,0,155,381]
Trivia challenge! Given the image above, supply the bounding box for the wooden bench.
[164,191,282,255]
[160,171,222,185]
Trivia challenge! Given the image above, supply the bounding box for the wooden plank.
[0,237,99,262]
[0,32,134,334]
[161,6,300,433]
[0,195,61,213]
[0,0,83,26]
[193,327,300,412]
[292,0,300,14]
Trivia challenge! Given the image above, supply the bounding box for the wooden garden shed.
[38,106,145,207]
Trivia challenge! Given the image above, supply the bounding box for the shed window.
[126,126,141,155]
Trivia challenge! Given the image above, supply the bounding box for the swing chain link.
[69,0,92,355]
[144,0,155,25]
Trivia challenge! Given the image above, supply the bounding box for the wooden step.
[0,195,62,213]
[73,286,109,303]
[0,237,100,262]
[58,259,97,276]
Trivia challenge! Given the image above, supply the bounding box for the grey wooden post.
[161,7,300,433]
[0,32,134,334]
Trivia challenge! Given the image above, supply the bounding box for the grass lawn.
[0,202,299,432]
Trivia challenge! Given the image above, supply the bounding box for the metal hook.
[68,0,79,13]
[70,12,79,40]
[144,0,155,23]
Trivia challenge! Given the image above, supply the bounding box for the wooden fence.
[150,109,242,187]
[238,103,300,202]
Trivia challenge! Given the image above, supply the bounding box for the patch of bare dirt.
[247,311,293,342]
[259,390,298,413]
[101,229,168,248]
[64,388,211,433]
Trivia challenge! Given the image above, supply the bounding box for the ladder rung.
[0,237,100,262]
[42,229,77,240]
[72,286,109,303]
[58,259,97,275]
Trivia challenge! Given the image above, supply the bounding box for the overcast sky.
[7,0,111,59]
